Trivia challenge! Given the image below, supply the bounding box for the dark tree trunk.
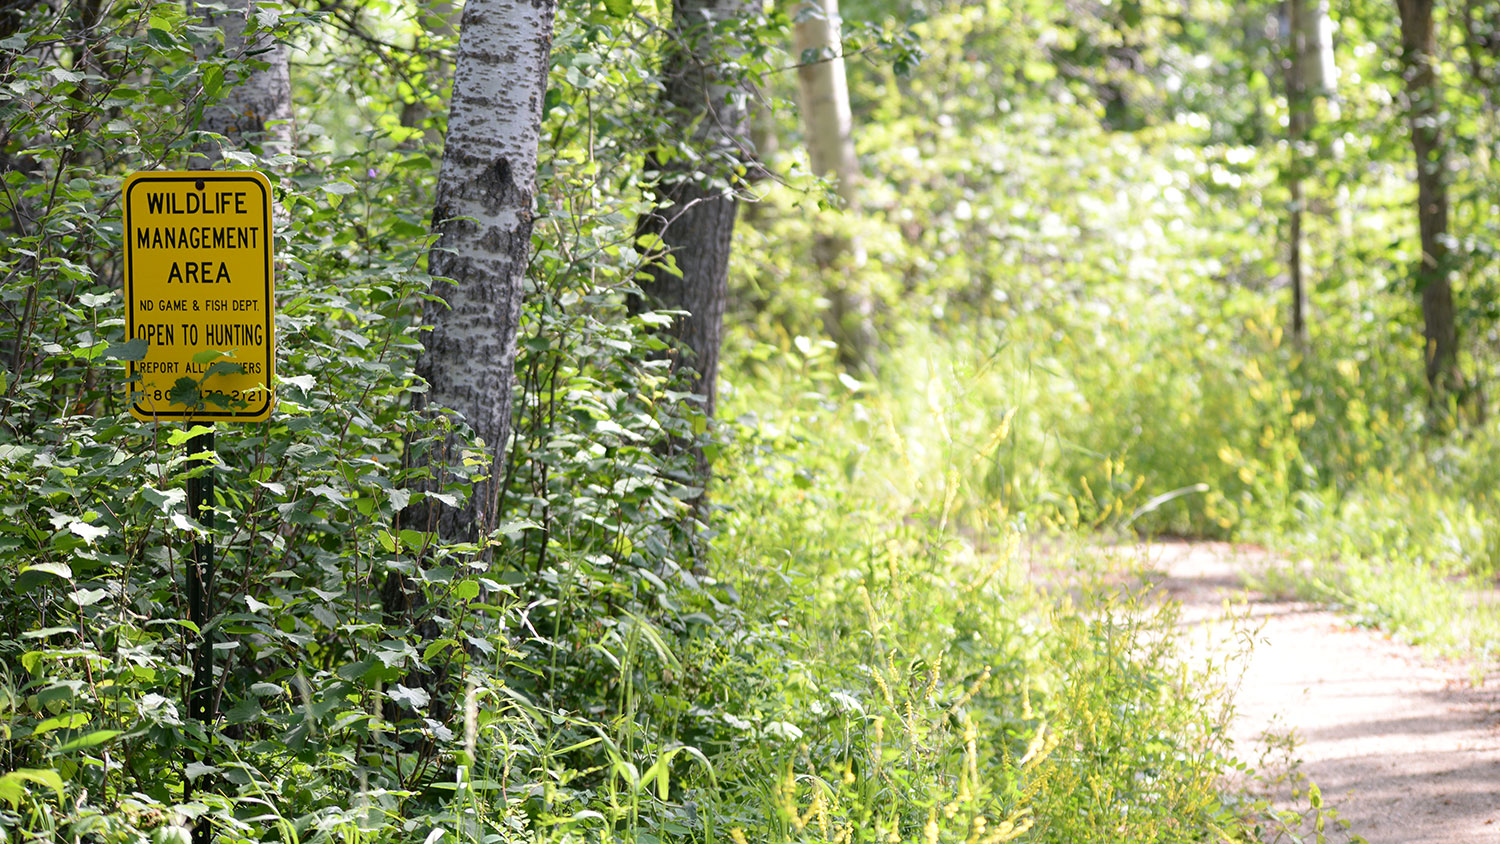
[636,179,739,416]
[1285,0,1309,344]
[1396,0,1467,413]
[634,0,756,419]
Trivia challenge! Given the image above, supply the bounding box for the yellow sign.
[122,171,275,422]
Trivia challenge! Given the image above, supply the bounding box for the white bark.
[795,0,858,205]
[192,0,293,161]
[1295,0,1337,96]
[1284,0,1337,341]
[794,0,874,367]
[420,0,557,538]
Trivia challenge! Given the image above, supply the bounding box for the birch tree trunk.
[1396,0,1469,418]
[795,0,875,368]
[417,0,557,540]
[191,0,293,163]
[1284,0,1335,344]
[635,0,756,418]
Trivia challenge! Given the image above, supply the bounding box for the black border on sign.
[124,174,274,421]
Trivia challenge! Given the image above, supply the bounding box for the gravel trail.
[1144,541,1500,844]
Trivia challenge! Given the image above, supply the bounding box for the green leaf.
[202,65,223,98]
[22,562,72,580]
[68,520,109,544]
[336,659,377,682]
[34,712,89,735]
[51,729,121,755]
[169,378,201,407]
[376,529,397,553]
[166,425,215,446]
[388,487,410,512]
[71,588,109,607]
[191,349,228,365]
[20,626,75,639]
[454,580,479,600]
[389,684,430,710]
[281,374,315,392]
[602,0,633,16]
[0,769,63,809]
[185,762,219,780]
[103,338,148,361]
[226,697,260,724]
[142,486,186,512]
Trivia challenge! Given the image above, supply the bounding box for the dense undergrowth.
[5,0,1500,840]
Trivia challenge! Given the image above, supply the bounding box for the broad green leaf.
[52,729,121,754]
[185,762,219,780]
[376,529,397,553]
[102,338,148,361]
[68,520,109,543]
[389,684,430,710]
[166,425,215,446]
[71,588,109,607]
[142,486,186,512]
[0,769,63,809]
[22,562,72,580]
[34,712,89,734]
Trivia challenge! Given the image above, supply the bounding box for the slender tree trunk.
[634,0,756,417]
[1396,0,1467,414]
[417,0,557,541]
[795,0,874,368]
[1284,0,1334,344]
[191,0,293,163]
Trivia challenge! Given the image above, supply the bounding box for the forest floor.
[1137,541,1500,844]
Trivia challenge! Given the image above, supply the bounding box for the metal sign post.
[122,170,276,844]
[185,426,215,844]
[185,426,215,722]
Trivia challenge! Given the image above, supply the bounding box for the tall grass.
[691,334,1358,842]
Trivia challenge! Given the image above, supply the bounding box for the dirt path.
[1144,541,1500,844]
